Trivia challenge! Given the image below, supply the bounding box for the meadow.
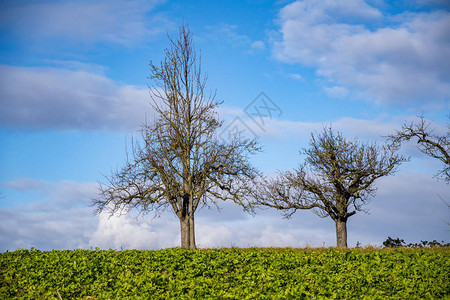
[1,247,449,299]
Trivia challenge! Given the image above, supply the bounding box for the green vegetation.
[1,247,449,299]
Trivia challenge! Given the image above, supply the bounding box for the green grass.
[1,247,449,299]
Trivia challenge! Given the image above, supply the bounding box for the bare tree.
[388,115,449,183]
[254,126,407,247]
[94,25,260,249]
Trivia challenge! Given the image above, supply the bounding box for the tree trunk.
[180,215,196,249]
[180,217,190,249]
[335,219,348,248]
[189,214,196,249]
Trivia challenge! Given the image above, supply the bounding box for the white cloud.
[251,40,266,50]
[323,85,349,98]
[287,73,305,82]
[216,107,409,154]
[348,170,450,245]
[0,65,152,130]
[196,224,234,248]
[0,0,170,46]
[89,212,179,250]
[1,178,98,207]
[251,225,299,247]
[0,179,98,251]
[2,178,46,191]
[240,114,402,142]
[278,0,382,24]
[206,23,267,53]
[274,0,450,108]
[198,208,337,248]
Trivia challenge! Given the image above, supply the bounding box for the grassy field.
[1,247,449,299]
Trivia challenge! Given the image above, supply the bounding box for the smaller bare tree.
[254,126,408,247]
[388,115,449,183]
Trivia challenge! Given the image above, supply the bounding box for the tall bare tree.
[94,25,260,249]
[254,127,407,247]
[388,115,449,183]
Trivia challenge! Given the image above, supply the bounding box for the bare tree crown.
[388,115,449,183]
[94,25,260,249]
[254,126,407,247]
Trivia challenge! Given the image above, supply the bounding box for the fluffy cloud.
[196,207,337,248]
[0,179,98,251]
[274,0,450,108]
[0,65,152,130]
[348,169,450,245]
[89,212,179,250]
[0,0,170,46]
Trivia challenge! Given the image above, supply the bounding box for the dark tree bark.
[254,126,408,247]
[94,25,260,249]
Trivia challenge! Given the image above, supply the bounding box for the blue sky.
[0,0,449,251]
